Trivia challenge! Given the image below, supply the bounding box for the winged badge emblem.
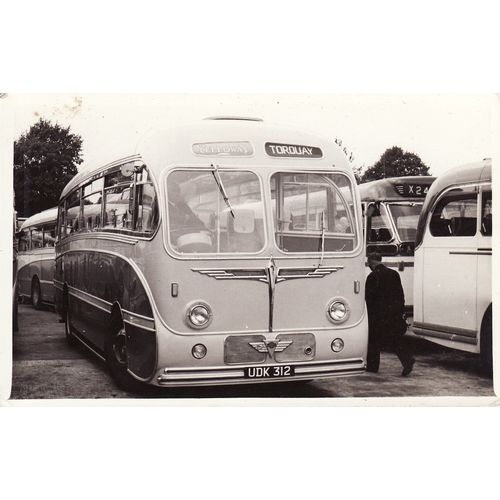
[249,339,293,359]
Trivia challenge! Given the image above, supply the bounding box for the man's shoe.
[401,359,415,377]
[366,367,379,373]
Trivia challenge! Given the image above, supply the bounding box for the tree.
[361,146,431,183]
[14,119,83,217]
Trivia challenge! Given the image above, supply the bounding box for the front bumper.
[155,357,366,387]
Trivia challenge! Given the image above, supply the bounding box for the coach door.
[421,185,478,341]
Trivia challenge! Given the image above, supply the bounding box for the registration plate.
[244,365,295,379]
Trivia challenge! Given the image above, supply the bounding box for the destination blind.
[265,142,323,158]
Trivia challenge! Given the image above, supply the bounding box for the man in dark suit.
[365,251,415,376]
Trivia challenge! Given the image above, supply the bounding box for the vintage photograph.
[3,93,496,401]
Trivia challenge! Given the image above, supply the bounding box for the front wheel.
[105,317,143,392]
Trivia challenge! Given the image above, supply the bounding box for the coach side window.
[31,227,44,249]
[103,171,133,230]
[65,189,81,235]
[134,178,158,233]
[82,177,104,231]
[481,190,492,236]
[430,187,477,237]
[43,223,56,247]
[19,229,30,251]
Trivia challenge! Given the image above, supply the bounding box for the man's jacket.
[365,263,407,337]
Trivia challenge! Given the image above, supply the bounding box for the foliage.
[14,119,83,217]
[361,146,431,182]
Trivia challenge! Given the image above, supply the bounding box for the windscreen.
[166,170,265,254]
[387,203,423,242]
[271,172,357,253]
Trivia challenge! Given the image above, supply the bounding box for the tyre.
[105,313,143,392]
[31,278,42,310]
[480,308,492,376]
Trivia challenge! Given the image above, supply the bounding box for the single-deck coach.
[55,117,368,389]
[359,176,435,322]
[413,159,492,373]
[17,207,58,309]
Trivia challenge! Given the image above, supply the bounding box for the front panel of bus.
[148,164,367,385]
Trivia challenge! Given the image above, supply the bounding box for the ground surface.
[9,304,496,400]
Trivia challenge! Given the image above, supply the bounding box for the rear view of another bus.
[359,176,435,324]
[16,207,58,309]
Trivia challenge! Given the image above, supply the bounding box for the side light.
[331,338,344,352]
[192,344,207,359]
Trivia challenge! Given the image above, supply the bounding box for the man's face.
[367,256,380,271]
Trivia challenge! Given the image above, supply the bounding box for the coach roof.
[359,176,436,201]
[60,118,353,199]
[19,207,58,231]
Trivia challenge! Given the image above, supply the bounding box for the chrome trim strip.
[161,370,246,380]
[123,319,156,332]
[68,285,112,313]
[413,322,478,345]
[122,309,155,332]
[413,321,477,338]
[121,308,156,322]
[295,361,364,374]
[68,329,106,361]
[449,251,492,256]
[56,248,162,332]
[192,265,343,282]
[59,232,139,246]
[61,154,142,198]
[16,254,56,273]
[412,327,478,346]
[193,267,268,282]
[66,284,156,331]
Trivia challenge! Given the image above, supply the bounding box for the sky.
[4,93,496,178]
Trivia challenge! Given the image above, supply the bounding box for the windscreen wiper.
[211,164,235,218]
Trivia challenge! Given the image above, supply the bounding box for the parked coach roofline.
[415,158,491,250]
